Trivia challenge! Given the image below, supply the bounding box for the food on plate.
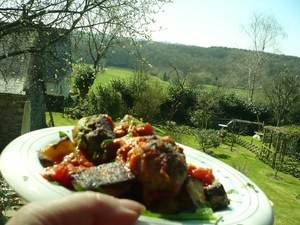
[72,114,117,164]
[113,114,154,137]
[72,161,136,197]
[41,149,93,189]
[40,114,229,217]
[114,135,191,213]
[188,165,215,187]
[115,135,187,196]
[204,183,230,211]
[39,136,75,163]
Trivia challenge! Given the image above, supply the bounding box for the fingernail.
[119,199,145,213]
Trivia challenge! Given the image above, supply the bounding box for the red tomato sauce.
[188,164,215,187]
[41,149,93,189]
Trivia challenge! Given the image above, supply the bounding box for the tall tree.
[263,68,300,126]
[242,12,286,102]
[168,54,198,90]
[0,0,171,127]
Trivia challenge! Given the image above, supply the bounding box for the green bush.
[160,85,198,124]
[219,92,270,122]
[87,84,128,120]
[72,64,96,100]
[195,129,222,152]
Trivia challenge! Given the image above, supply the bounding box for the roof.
[0,77,26,95]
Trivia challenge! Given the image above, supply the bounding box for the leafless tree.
[168,54,198,91]
[0,0,171,62]
[0,0,171,127]
[72,0,171,73]
[242,12,286,102]
[263,68,300,126]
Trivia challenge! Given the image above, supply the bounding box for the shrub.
[87,84,128,120]
[195,129,222,152]
[72,64,95,100]
[219,92,270,122]
[160,85,198,124]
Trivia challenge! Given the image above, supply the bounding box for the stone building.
[0,28,71,151]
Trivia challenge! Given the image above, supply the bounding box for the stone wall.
[0,93,27,151]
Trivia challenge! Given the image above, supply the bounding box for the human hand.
[7,191,145,225]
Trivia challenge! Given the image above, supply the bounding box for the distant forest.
[72,39,300,89]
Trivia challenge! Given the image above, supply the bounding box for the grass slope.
[95,67,134,83]
[90,66,169,91]
[48,113,300,225]
[212,144,300,225]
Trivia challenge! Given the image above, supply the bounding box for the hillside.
[72,38,300,89]
[112,42,300,86]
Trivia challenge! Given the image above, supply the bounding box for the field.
[46,112,300,225]
[94,67,134,83]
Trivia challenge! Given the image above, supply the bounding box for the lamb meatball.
[115,135,188,203]
[72,114,117,164]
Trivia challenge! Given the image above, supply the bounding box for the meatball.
[115,135,188,204]
[72,114,117,164]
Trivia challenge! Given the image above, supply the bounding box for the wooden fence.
[235,137,299,178]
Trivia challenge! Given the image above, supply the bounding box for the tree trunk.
[272,134,281,168]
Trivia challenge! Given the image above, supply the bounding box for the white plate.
[0,126,274,225]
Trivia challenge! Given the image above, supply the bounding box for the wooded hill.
[73,39,300,89]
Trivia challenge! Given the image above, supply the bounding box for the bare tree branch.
[241,12,286,102]
[1,0,171,62]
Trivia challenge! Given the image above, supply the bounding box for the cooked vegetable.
[39,136,75,163]
[204,183,230,211]
[71,161,135,197]
[183,177,206,209]
[142,207,215,220]
[113,115,154,137]
[146,177,207,214]
[188,165,215,187]
[41,149,93,189]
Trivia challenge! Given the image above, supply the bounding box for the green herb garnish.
[59,131,68,138]
[101,139,113,148]
[244,182,259,193]
[142,207,216,221]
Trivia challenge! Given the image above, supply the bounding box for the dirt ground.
[0,174,25,223]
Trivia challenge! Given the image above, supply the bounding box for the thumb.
[7,192,145,225]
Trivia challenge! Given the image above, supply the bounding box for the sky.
[151,0,300,57]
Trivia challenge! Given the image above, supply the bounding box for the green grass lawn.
[48,113,300,225]
[95,67,135,83]
[212,144,300,225]
[84,66,169,94]
[203,84,266,103]
[46,112,76,126]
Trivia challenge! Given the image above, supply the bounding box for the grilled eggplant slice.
[71,162,136,197]
[204,183,230,211]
